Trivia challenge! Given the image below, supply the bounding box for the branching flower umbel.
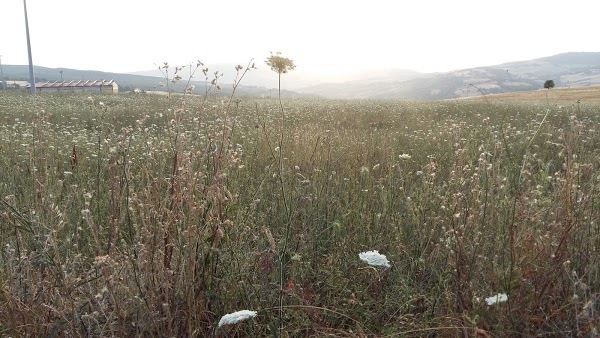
[485,293,508,305]
[359,250,391,267]
[265,51,295,100]
[218,310,258,327]
[265,51,296,75]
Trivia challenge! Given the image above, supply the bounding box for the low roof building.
[29,80,118,93]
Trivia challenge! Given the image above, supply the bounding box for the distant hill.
[1,65,169,92]
[3,52,598,100]
[128,64,424,90]
[130,63,285,90]
[282,69,425,99]
[296,52,600,100]
[0,65,309,98]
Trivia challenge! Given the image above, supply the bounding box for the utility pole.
[23,0,36,94]
[0,55,5,91]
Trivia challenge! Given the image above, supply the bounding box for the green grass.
[0,90,599,337]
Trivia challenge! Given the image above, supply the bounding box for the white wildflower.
[358,250,391,268]
[399,154,411,160]
[485,293,508,305]
[218,310,257,327]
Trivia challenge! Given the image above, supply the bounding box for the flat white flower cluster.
[218,310,258,327]
[219,255,506,330]
[485,293,508,305]
[358,250,391,267]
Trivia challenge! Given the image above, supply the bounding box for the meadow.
[0,86,598,337]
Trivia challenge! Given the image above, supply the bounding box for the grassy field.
[0,89,599,337]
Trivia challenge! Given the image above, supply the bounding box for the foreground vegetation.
[0,89,598,337]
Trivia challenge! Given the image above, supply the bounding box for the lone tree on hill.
[544,80,555,89]
[265,51,296,100]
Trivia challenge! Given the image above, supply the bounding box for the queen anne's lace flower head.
[218,310,257,327]
[359,250,391,267]
[485,293,508,305]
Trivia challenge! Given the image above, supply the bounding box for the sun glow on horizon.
[1,0,598,76]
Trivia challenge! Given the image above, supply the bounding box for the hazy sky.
[1,0,598,75]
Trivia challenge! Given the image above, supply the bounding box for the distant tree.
[544,80,555,89]
[265,51,296,100]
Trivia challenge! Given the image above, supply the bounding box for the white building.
[30,80,118,93]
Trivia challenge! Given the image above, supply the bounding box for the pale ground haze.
[1,0,598,76]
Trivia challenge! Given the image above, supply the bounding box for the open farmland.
[0,91,599,337]
[459,85,600,105]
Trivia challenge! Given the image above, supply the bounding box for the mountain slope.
[129,64,423,90]
[297,52,600,100]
